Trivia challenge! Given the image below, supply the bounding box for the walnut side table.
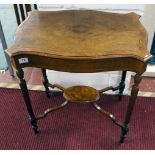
[6,10,152,143]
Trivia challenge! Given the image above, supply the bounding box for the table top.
[7,10,151,62]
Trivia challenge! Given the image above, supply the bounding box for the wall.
[141,4,155,50]
[38,4,144,13]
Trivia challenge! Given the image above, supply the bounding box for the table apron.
[12,54,147,74]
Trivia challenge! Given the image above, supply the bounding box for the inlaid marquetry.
[63,85,100,103]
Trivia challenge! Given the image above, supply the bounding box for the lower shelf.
[63,85,100,103]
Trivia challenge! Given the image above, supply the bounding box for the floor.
[0,67,155,97]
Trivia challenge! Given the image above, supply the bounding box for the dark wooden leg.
[34,4,38,10]
[42,69,50,98]
[16,68,38,134]
[118,71,127,100]
[120,73,142,143]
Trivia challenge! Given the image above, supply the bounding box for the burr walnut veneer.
[6,10,152,143]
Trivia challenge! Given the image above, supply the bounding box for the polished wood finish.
[11,54,148,74]
[16,68,38,133]
[7,10,151,74]
[63,86,100,103]
[93,102,123,128]
[120,73,142,143]
[7,10,151,62]
[36,101,68,120]
[19,4,26,21]
[13,4,32,25]
[6,9,152,143]
[99,85,120,93]
[48,83,65,91]
[118,71,127,100]
[13,4,21,25]
[42,68,50,97]
[13,4,36,25]
[25,4,32,16]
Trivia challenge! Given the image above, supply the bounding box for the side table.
[6,10,152,143]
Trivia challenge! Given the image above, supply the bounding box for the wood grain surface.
[63,85,100,103]
[6,10,151,62]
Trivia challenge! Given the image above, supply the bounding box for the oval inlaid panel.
[63,85,100,103]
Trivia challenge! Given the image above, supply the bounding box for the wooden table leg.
[16,68,39,134]
[120,73,142,143]
[118,71,127,100]
[42,69,50,98]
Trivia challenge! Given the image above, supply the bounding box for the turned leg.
[120,73,142,143]
[118,71,127,100]
[42,69,50,98]
[16,68,38,134]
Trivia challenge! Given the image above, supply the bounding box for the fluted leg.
[118,71,127,100]
[120,73,142,143]
[42,69,50,98]
[16,68,38,133]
